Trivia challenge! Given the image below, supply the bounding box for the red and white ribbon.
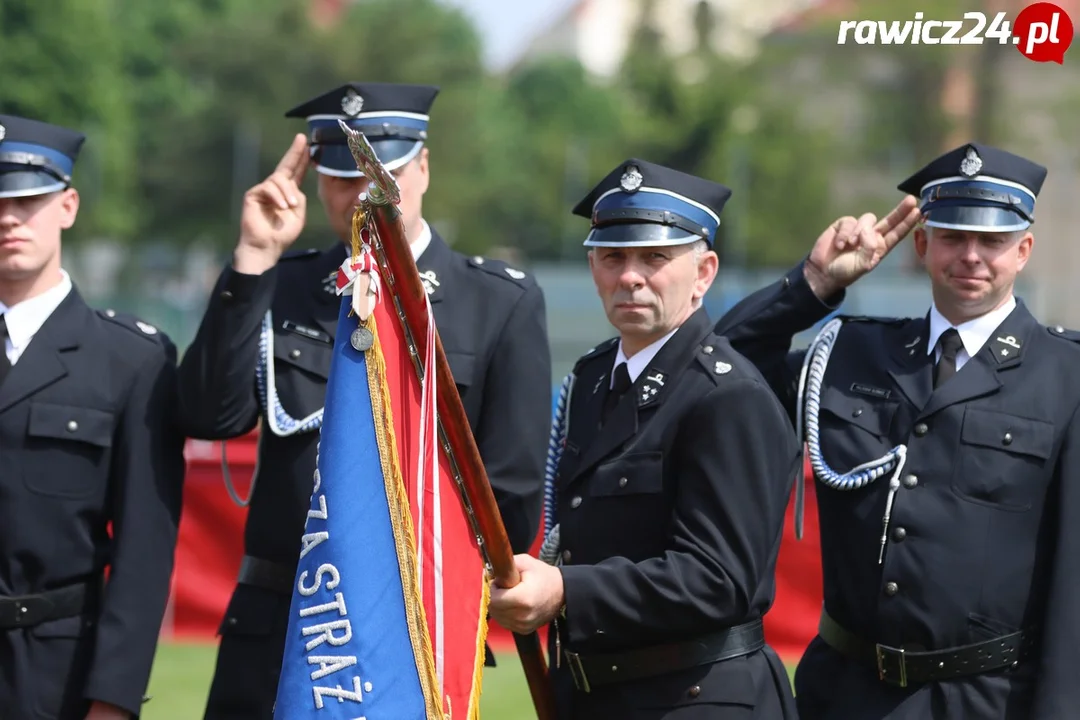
[336,245,381,301]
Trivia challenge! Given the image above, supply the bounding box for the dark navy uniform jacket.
[550,308,800,720]
[715,261,1080,720]
[0,289,185,719]
[177,231,552,717]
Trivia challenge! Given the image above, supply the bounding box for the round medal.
[350,326,374,352]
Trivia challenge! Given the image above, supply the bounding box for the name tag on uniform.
[850,383,891,400]
[281,320,332,344]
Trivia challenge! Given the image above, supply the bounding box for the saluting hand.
[804,195,921,299]
[234,133,311,275]
[489,554,565,635]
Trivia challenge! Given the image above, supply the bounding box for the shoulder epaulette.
[1048,324,1080,343]
[97,308,169,346]
[466,255,534,288]
[573,337,618,372]
[281,248,320,261]
[693,336,746,384]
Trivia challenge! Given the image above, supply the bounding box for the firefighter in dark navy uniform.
[176,82,552,719]
[0,114,185,719]
[489,159,800,719]
[715,143,1080,719]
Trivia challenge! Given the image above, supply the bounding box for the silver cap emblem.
[341,88,364,118]
[620,165,643,193]
[959,147,982,178]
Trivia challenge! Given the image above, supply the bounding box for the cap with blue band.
[285,83,439,178]
[898,143,1047,233]
[0,114,85,199]
[573,159,732,249]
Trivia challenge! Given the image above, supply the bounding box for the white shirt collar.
[411,219,432,262]
[1,269,73,364]
[927,296,1017,366]
[612,327,679,387]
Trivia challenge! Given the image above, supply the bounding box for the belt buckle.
[564,651,591,693]
[876,644,907,688]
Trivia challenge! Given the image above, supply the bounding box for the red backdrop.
[166,432,823,662]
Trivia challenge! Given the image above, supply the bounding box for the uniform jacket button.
[914,423,928,437]
[561,550,572,564]
[884,582,899,596]
[570,496,582,509]
[903,474,918,489]
[618,477,628,488]
[1003,432,1013,446]
[219,290,234,301]
[66,420,78,432]
[688,685,702,698]
[893,527,907,542]
[290,349,301,359]
[852,408,863,418]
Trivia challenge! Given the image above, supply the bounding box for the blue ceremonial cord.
[224,311,326,509]
[539,371,575,566]
[255,310,325,437]
[796,318,907,564]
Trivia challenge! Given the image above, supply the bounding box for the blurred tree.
[694,1,717,53]
[0,0,134,241]
[331,0,517,257]
[500,58,634,260]
[138,0,505,256]
[612,4,837,267]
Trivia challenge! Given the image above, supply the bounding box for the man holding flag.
[177,82,552,718]
[490,159,800,718]
[273,122,503,719]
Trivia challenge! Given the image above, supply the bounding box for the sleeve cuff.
[789,260,845,312]
[558,565,603,646]
[217,264,278,304]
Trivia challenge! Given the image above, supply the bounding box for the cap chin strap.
[795,317,908,564]
[0,151,71,184]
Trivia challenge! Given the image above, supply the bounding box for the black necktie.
[934,328,964,388]
[601,362,632,424]
[0,315,11,388]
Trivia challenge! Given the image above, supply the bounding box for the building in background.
[514,0,816,79]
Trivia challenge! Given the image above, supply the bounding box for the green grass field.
[144,641,796,719]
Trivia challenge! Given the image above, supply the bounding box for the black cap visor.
[0,167,67,199]
[583,223,706,248]
[312,139,422,177]
[924,205,1031,233]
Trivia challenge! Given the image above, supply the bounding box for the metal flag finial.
[336,119,401,206]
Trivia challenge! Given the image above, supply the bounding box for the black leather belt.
[237,555,294,595]
[0,582,93,629]
[818,610,1036,688]
[563,619,765,692]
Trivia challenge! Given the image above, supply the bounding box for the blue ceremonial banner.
[273,259,489,719]
[273,299,431,719]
